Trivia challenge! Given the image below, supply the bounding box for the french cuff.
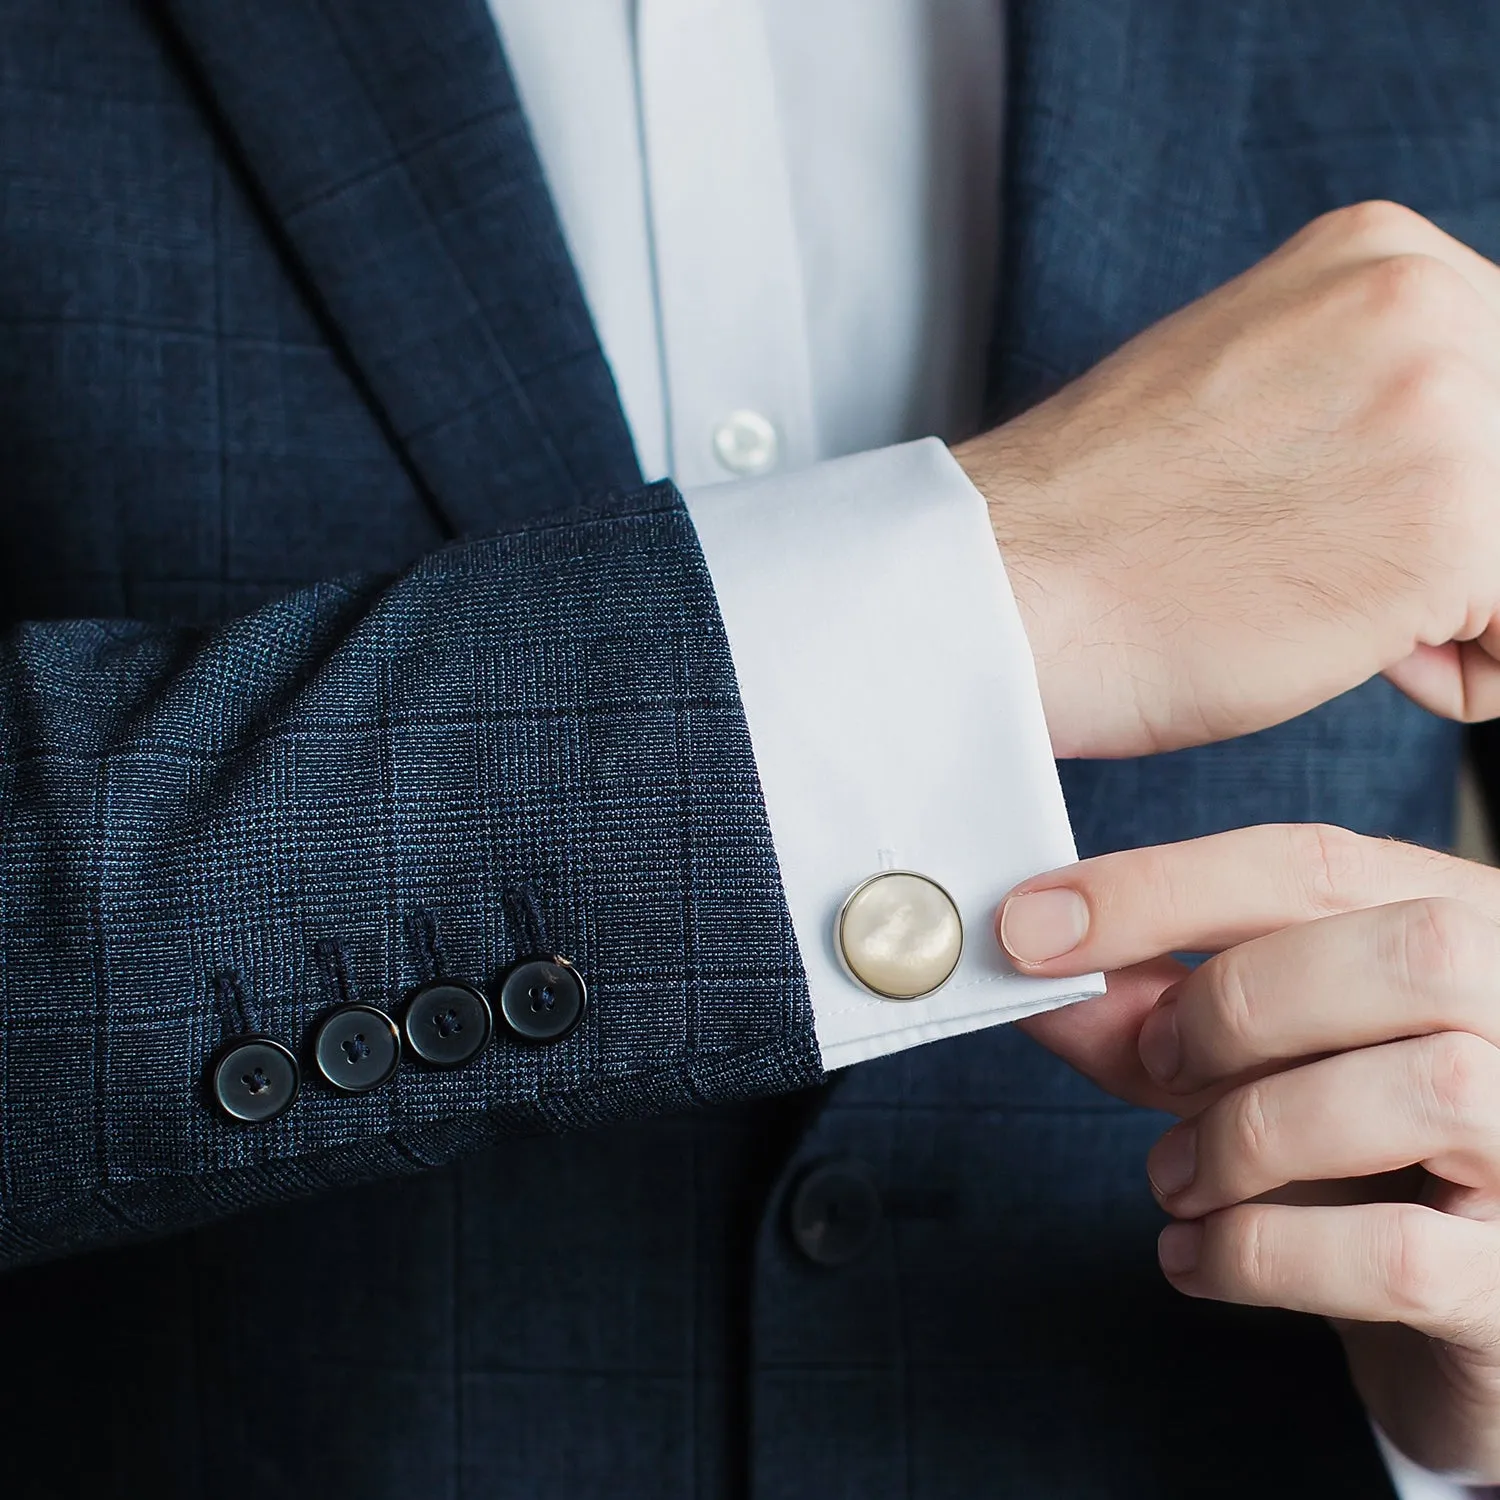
[684,438,1104,1070]
[1373,1425,1485,1500]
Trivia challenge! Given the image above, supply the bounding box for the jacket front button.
[402,980,492,1068]
[788,1160,883,1268]
[311,1003,400,1093]
[497,955,586,1043]
[210,1037,300,1124]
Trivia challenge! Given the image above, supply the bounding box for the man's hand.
[956,200,1500,758]
[997,825,1500,1479]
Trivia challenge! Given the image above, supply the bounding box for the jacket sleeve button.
[310,1003,401,1093]
[497,955,586,1044]
[401,980,493,1068]
[210,1037,300,1123]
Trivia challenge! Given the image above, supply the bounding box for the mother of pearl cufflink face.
[836,871,963,1001]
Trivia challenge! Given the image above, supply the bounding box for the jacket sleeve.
[0,482,821,1267]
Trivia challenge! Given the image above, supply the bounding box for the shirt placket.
[634,0,819,488]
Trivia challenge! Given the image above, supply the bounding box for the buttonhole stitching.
[211,968,256,1038]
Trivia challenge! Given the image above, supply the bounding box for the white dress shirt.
[491,0,1102,1068]
[484,3,1462,1494]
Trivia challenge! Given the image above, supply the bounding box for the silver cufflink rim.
[835,868,964,1002]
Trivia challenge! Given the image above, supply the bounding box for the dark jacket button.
[210,1037,300,1123]
[497,955,585,1043]
[311,1003,400,1093]
[401,980,492,1068]
[788,1160,883,1267]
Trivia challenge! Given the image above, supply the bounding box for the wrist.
[952,428,1100,758]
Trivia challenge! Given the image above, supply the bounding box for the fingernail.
[1138,995,1182,1084]
[1147,1124,1197,1200]
[1158,1221,1202,1278]
[999,888,1090,965]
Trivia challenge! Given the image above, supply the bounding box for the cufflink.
[835,871,963,1000]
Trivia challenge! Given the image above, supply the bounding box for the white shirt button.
[836,871,963,1000]
[712,409,779,476]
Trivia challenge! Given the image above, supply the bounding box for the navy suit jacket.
[0,1,1492,1495]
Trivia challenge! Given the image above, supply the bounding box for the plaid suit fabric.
[0,0,819,1269]
[1,0,642,631]
[1,0,1496,1496]
[0,486,820,1263]
[154,0,644,536]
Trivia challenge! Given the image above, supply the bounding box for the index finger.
[996,823,1500,976]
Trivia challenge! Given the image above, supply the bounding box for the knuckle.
[1124,842,1181,915]
[1378,347,1478,437]
[1224,1083,1277,1166]
[1287,822,1367,917]
[1381,1204,1450,1320]
[1354,250,1467,327]
[1417,1029,1498,1134]
[1225,1207,1275,1294]
[1203,947,1261,1057]
[1309,198,1431,250]
[1395,897,1496,1002]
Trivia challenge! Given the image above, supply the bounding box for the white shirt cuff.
[684,438,1103,1070]
[1376,1426,1491,1500]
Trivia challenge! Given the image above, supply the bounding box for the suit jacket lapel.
[154,0,641,533]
